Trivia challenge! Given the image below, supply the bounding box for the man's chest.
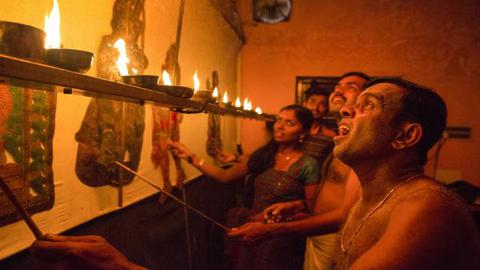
[336,207,391,269]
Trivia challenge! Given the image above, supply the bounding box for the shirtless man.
[229,72,370,270]
[334,77,480,269]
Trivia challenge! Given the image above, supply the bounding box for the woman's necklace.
[340,172,425,254]
[276,151,300,170]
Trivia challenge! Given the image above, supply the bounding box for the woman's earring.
[299,136,304,143]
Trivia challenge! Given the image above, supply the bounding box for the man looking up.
[334,77,480,269]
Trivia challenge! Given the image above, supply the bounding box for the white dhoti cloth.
[303,233,337,270]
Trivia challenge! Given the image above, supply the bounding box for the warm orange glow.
[44,0,61,48]
[222,92,229,103]
[255,107,263,114]
[247,101,253,111]
[193,71,200,92]
[243,98,249,110]
[162,70,172,86]
[113,39,129,76]
[213,87,219,98]
[235,97,241,108]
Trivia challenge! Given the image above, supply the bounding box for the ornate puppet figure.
[151,43,186,203]
[0,82,56,225]
[206,71,223,159]
[75,0,146,187]
[0,85,12,165]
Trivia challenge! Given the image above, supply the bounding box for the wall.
[0,0,243,259]
[0,175,242,270]
[237,0,480,185]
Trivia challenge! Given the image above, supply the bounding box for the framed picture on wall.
[295,76,339,105]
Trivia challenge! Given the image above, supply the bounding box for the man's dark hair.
[339,72,370,83]
[366,77,447,165]
[304,81,330,101]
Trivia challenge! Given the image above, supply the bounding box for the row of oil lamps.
[41,0,263,115]
[170,69,263,115]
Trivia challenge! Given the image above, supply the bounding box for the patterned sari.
[227,154,319,270]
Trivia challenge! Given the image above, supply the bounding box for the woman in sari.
[170,104,319,270]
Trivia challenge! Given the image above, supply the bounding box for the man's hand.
[263,200,305,223]
[30,234,146,270]
[228,222,275,242]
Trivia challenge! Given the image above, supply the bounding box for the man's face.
[329,75,368,112]
[304,94,328,120]
[333,83,405,165]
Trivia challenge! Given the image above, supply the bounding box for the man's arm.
[229,171,360,241]
[274,171,360,236]
[31,234,147,270]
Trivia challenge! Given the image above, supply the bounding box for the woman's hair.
[247,104,313,175]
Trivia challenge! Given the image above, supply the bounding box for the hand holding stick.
[0,176,44,240]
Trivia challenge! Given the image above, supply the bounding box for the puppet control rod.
[113,161,230,232]
[0,176,44,240]
[0,165,230,240]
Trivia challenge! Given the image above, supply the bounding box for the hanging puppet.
[206,71,223,160]
[0,82,56,226]
[75,0,146,189]
[151,43,186,204]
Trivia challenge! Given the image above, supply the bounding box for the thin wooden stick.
[113,161,230,232]
[0,176,44,240]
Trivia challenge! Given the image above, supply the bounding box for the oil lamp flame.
[113,39,130,76]
[162,70,172,86]
[44,0,61,49]
[243,98,249,110]
[213,87,219,98]
[222,92,229,103]
[193,71,200,92]
[235,97,241,108]
[255,107,263,114]
[247,101,253,111]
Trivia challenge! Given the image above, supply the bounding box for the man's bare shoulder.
[394,178,469,217]
[324,158,351,184]
[390,178,475,231]
[384,178,480,269]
